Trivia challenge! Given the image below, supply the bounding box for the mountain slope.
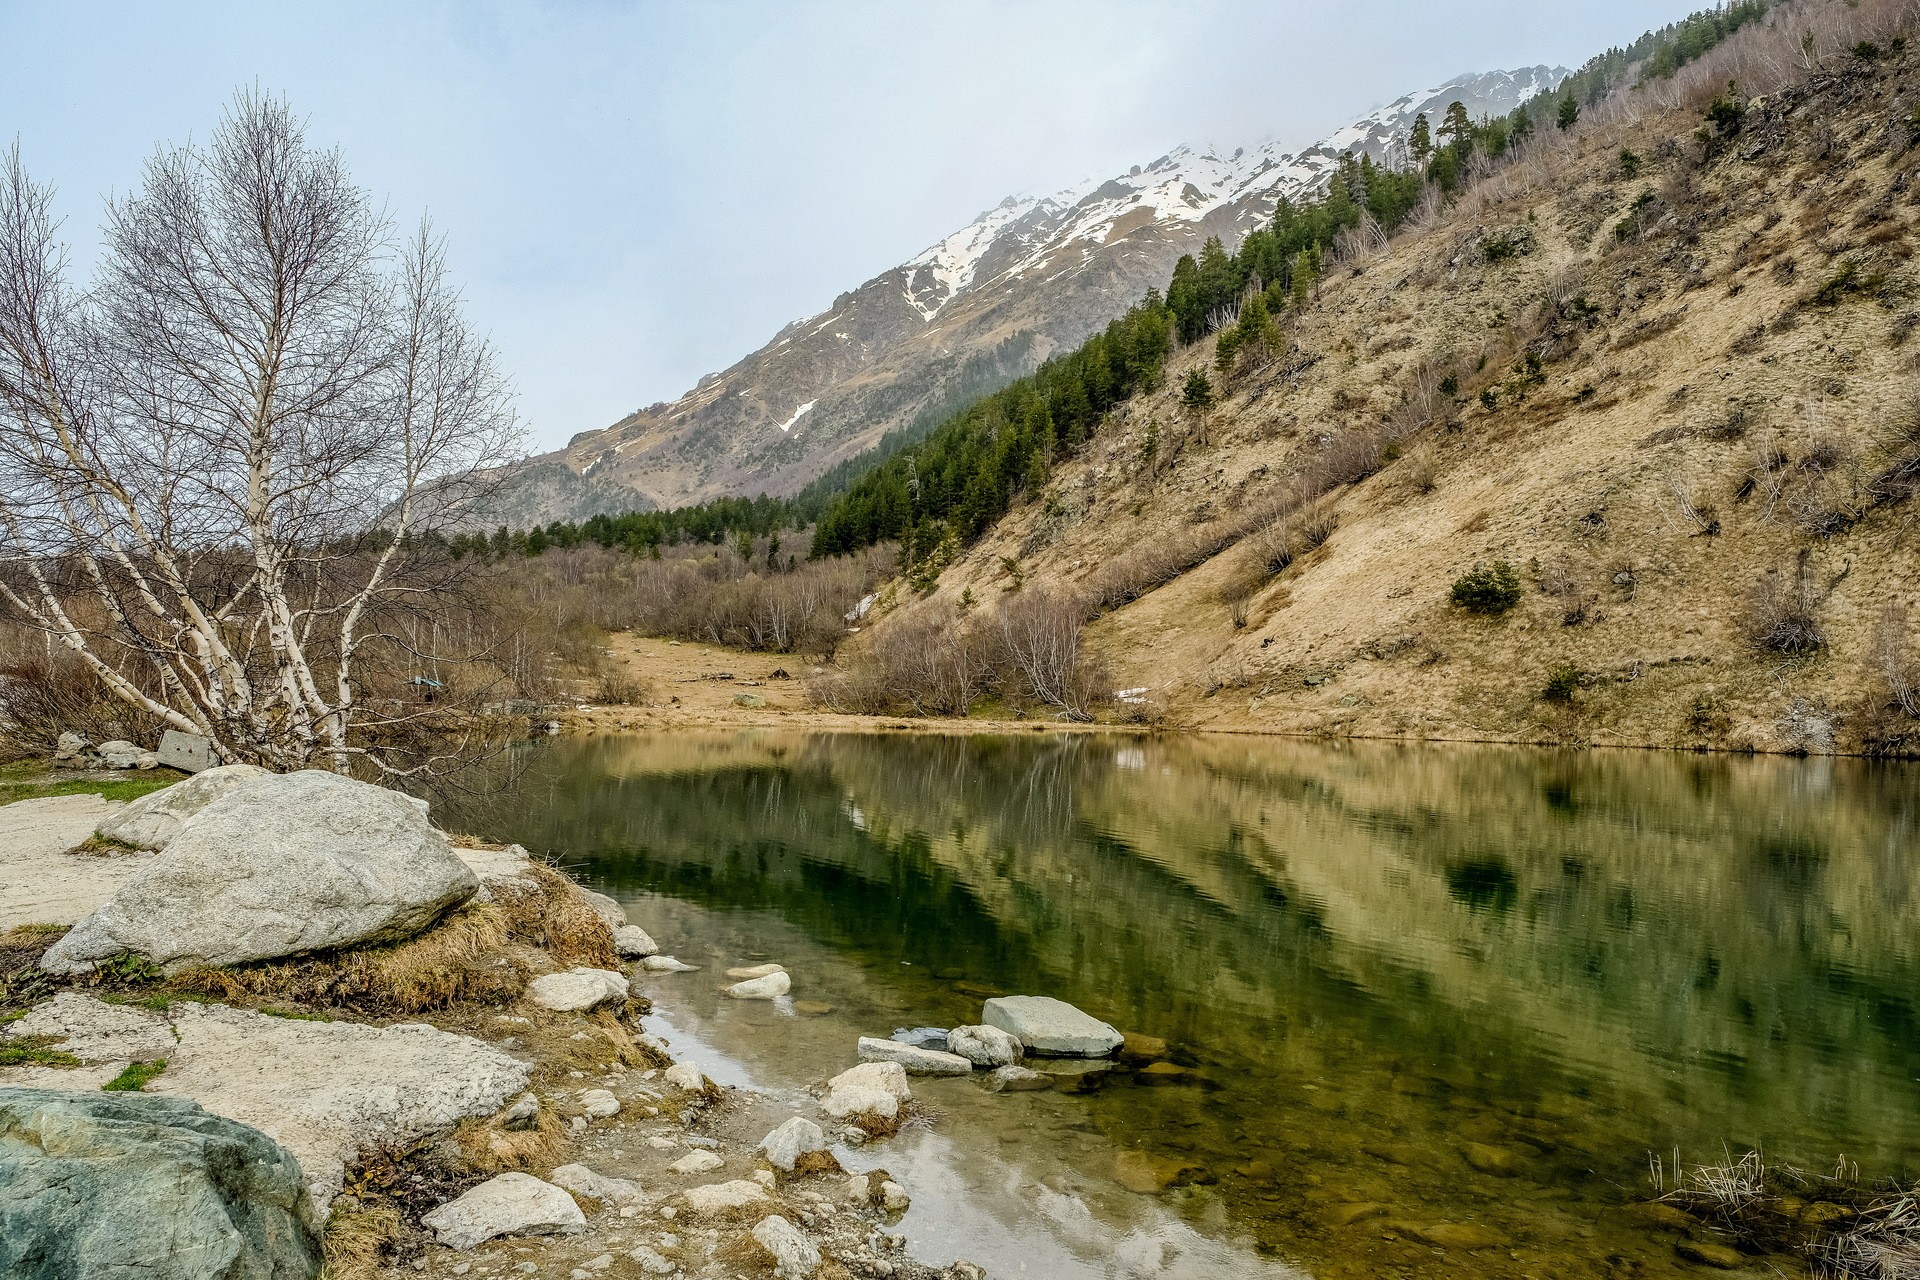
[488,66,1564,526]
[847,27,1920,756]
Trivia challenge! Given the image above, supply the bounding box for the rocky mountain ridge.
[487,66,1566,526]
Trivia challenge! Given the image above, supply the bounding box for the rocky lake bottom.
[440,731,1920,1278]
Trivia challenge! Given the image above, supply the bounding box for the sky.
[2,1,1701,452]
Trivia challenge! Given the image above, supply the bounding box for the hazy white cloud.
[3,0,1698,449]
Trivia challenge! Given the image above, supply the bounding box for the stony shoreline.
[0,763,1006,1280]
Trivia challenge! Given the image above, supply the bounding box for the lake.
[440,731,1920,1278]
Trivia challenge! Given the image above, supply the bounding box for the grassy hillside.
[845,0,1920,756]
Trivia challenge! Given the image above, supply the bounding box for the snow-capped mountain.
[489,66,1566,525]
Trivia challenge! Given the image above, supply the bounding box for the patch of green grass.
[259,1005,333,1022]
[102,1059,167,1091]
[0,1036,82,1068]
[0,762,180,807]
[93,952,164,985]
[98,990,213,1013]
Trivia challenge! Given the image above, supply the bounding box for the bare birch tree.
[0,90,519,771]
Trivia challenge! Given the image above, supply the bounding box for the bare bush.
[1746,550,1827,656]
[994,588,1101,720]
[1251,499,1338,576]
[869,609,988,716]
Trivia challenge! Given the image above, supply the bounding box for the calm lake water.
[441,732,1920,1279]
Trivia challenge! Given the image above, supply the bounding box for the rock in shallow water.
[614,925,659,958]
[981,995,1122,1057]
[726,963,785,979]
[422,1172,586,1249]
[980,1065,1051,1093]
[41,769,478,975]
[726,971,791,999]
[856,1036,972,1075]
[822,1062,911,1121]
[0,1087,323,1280]
[946,1024,1021,1067]
[642,955,700,973]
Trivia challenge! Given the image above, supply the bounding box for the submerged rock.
[528,967,629,1012]
[751,1214,821,1279]
[642,955,700,973]
[0,1087,322,1280]
[726,971,791,999]
[980,1065,1051,1093]
[856,1036,971,1076]
[41,769,478,975]
[889,1026,949,1049]
[92,763,270,851]
[421,1172,586,1250]
[981,995,1121,1057]
[726,963,786,980]
[1112,1149,1210,1195]
[946,1024,1021,1067]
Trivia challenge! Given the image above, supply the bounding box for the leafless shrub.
[869,610,989,716]
[993,588,1102,720]
[1876,604,1920,717]
[1251,499,1339,576]
[1666,467,1722,535]
[0,649,172,759]
[1746,550,1826,656]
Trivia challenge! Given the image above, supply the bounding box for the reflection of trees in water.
[443,732,1920,1167]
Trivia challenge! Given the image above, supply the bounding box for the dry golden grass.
[320,1202,403,1280]
[174,904,526,1015]
[497,861,620,970]
[452,1104,565,1176]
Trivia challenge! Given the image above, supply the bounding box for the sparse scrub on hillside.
[811,587,1106,720]
[1746,550,1827,655]
[1857,603,1920,754]
[1251,500,1338,576]
[1450,562,1524,615]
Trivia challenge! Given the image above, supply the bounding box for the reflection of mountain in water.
[449,733,1920,1171]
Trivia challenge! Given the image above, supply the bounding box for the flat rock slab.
[0,793,147,932]
[2,992,528,1214]
[0,1086,323,1279]
[856,1036,972,1076]
[982,995,1122,1057]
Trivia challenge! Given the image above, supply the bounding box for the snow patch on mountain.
[897,66,1567,322]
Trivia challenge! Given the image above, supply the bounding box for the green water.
[443,732,1920,1278]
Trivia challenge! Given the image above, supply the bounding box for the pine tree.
[1557,91,1580,130]
[1182,369,1214,412]
[1439,101,1472,152]
[1410,113,1432,162]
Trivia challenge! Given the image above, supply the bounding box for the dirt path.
[0,793,150,932]
[564,635,1121,737]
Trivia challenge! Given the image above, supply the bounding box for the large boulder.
[420,1172,585,1250]
[93,764,272,851]
[981,995,1121,1057]
[40,769,478,975]
[0,1087,322,1279]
